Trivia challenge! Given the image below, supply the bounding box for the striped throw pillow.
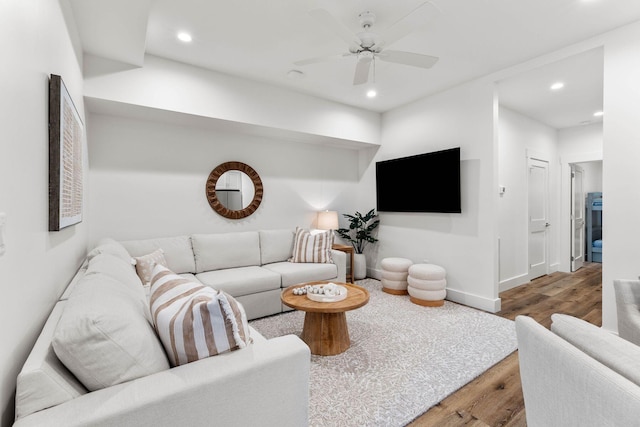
[289,227,334,263]
[149,264,252,366]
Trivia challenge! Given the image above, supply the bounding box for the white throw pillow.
[86,253,142,288]
[289,227,334,263]
[52,273,170,391]
[86,238,131,263]
[150,264,252,366]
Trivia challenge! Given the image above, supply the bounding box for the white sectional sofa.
[120,229,346,320]
[14,229,344,426]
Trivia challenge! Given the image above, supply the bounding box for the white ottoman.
[380,257,413,295]
[407,264,447,307]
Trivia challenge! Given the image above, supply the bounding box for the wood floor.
[408,262,603,427]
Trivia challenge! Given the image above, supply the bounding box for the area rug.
[250,278,517,427]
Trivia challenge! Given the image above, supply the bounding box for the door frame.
[558,152,603,272]
[527,150,551,280]
[570,164,585,272]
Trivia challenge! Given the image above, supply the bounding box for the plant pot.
[353,253,367,280]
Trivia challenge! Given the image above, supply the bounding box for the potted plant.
[336,209,380,280]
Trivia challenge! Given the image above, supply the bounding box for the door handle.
[545,223,551,227]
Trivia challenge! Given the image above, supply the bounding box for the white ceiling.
[499,47,604,129]
[71,0,640,126]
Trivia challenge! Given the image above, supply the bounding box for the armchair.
[613,279,640,346]
[516,314,640,426]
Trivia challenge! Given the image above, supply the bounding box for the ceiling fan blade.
[378,50,439,69]
[294,53,352,66]
[353,57,372,85]
[309,8,362,50]
[372,1,440,51]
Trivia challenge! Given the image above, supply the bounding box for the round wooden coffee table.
[281,281,369,356]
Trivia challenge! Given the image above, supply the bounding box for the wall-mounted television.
[376,147,461,213]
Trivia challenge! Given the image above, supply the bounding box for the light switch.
[0,213,6,257]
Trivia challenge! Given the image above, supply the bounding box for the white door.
[528,158,550,280]
[570,165,585,271]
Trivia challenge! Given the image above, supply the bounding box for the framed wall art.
[49,74,84,231]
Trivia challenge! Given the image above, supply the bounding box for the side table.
[332,244,354,284]
[281,282,369,355]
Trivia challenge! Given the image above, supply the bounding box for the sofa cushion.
[196,266,281,297]
[85,253,142,289]
[150,265,252,366]
[248,326,267,344]
[179,273,201,283]
[290,227,333,263]
[259,229,294,265]
[58,262,87,301]
[15,301,87,420]
[121,236,195,274]
[551,313,640,386]
[86,238,131,263]
[262,262,338,287]
[236,290,284,321]
[132,248,168,285]
[52,272,170,391]
[192,232,261,273]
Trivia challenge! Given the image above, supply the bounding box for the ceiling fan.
[294,2,439,86]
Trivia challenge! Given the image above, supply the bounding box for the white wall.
[88,114,361,243]
[558,123,604,158]
[557,123,603,272]
[84,54,381,146]
[0,1,88,424]
[575,161,603,194]
[358,80,500,312]
[602,23,640,332]
[497,106,559,291]
[546,21,640,332]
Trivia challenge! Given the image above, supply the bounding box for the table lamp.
[317,210,339,231]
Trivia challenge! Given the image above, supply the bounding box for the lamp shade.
[317,210,339,230]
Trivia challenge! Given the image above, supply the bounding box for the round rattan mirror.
[205,162,263,219]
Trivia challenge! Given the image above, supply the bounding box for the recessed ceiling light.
[177,32,192,43]
[593,111,604,117]
[550,82,565,90]
[366,89,377,98]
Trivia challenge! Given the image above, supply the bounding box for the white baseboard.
[367,269,500,312]
[443,288,501,313]
[499,264,560,293]
[368,268,382,280]
[499,273,529,293]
